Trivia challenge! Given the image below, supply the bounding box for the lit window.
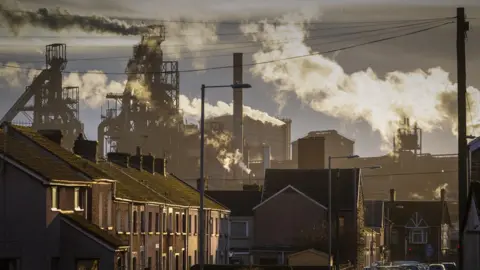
[74,188,84,210]
[409,229,427,244]
[51,187,60,209]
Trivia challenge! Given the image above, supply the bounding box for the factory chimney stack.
[233,53,244,179]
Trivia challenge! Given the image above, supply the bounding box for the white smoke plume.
[163,23,218,69]
[433,183,448,200]
[217,149,252,175]
[0,62,40,88]
[63,72,125,108]
[179,94,285,126]
[240,11,480,150]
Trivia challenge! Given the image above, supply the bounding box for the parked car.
[428,264,446,270]
[402,265,420,270]
[441,262,457,270]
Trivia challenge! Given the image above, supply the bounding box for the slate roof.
[97,162,226,210]
[386,200,451,227]
[2,125,226,210]
[10,125,110,180]
[61,212,125,248]
[365,200,384,228]
[0,128,88,182]
[206,190,261,216]
[262,168,360,210]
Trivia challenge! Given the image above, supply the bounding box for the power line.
[0,20,449,63]
[0,21,452,75]
[0,18,450,52]
[0,17,452,39]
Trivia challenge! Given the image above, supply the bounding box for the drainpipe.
[1,124,7,246]
[144,203,148,269]
[160,205,164,270]
[185,208,189,269]
[129,202,134,270]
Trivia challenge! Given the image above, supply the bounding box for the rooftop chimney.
[38,129,63,145]
[142,153,155,174]
[154,158,167,176]
[129,146,143,171]
[233,52,244,179]
[72,133,98,163]
[298,137,326,169]
[390,189,396,202]
[262,143,271,173]
[440,188,446,202]
[107,152,131,168]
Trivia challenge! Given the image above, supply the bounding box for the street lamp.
[199,83,251,269]
[328,154,359,270]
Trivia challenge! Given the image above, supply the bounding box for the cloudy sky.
[0,0,479,157]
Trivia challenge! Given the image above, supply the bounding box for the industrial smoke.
[240,11,480,150]
[0,5,149,35]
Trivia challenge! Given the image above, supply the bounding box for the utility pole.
[457,7,469,270]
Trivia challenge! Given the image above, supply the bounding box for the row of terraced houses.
[0,123,230,270]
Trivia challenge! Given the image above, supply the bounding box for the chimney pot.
[73,137,98,163]
[389,189,396,202]
[107,152,131,168]
[38,129,63,145]
[154,158,167,176]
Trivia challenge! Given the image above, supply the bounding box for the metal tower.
[0,43,83,149]
[98,25,184,172]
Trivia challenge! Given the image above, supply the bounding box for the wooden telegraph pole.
[457,7,469,270]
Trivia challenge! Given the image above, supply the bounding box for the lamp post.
[328,154,359,270]
[199,83,251,270]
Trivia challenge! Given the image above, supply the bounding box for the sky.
[0,0,480,157]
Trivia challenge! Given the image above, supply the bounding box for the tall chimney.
[262,143,271,174]
[243,144,250,170]
[233,52,244,179]
[389,189,396,202]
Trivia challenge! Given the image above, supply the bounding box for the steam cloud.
[240,12,480,150]
[205,131,251,175]
[179,94,285,126]
[0,5,149,35]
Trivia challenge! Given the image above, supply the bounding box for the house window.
[98,192,103,228]
[182,214,186,233]
[148,212,153,232]
[156,250,160,270]
[175,213,180,233]
[163,212,167,232]
[231,221,248,238]
[141,211,145,232]
[409,228,427,244]
[125,210,130,231]
[188,215,192,234]
[155,213,160,232]
[215,218,219,234]
[51,187,59,209]
[194,215,198,234]
[209,217,214,234]
[168,213,173,232]
[107,191,112,227]
[74,188,84,210]
[116,210,122,232]
[133,211,138,232]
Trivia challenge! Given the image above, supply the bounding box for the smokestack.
[390,189,396,202]
[262,143,271,174]
[283,119,292,160]
[233,52,244,179]
[440,188,446,202]
[243,144,250,169]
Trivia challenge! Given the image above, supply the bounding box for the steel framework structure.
[0,43,83,149]
[98,25,185,173]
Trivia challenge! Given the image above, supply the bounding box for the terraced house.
[0,123,229,270]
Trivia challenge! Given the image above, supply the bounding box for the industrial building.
[0,26,293,191]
